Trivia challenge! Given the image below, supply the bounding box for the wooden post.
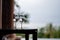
[25,34,29,40]
[0,0,2,29]
[0,0,2,39]
[2,0,14,40]
[33,30,37,40]
[2,0,14,29]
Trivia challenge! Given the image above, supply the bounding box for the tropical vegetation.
[38,23,60,38]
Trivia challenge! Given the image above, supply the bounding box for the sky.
[14,0,60,29]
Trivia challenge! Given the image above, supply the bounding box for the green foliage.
[16,33,25,38]
[38,32,44,38]
[37,23,60,38]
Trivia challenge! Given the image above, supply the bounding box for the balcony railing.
[0,29,37,40]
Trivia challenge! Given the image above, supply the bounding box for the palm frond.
[24,14,29,18]
[22,18,29,23]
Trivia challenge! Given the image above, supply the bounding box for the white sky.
[14,0,60,29]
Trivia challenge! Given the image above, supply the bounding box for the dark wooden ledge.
[0,29,37,40]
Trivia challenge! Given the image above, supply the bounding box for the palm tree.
[14,1,29,29]
[13,14,19,29]
[19,13,29,29]
[13,13,29,29]
[46,23,55,38]
[48,23,53,38]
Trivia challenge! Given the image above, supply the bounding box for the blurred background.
[13,0,60,39]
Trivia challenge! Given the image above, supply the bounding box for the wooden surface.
[0,0,2,29]
[2,0,14,29]
[1,29,37,40]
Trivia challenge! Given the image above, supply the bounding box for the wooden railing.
[0,29,37,40]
